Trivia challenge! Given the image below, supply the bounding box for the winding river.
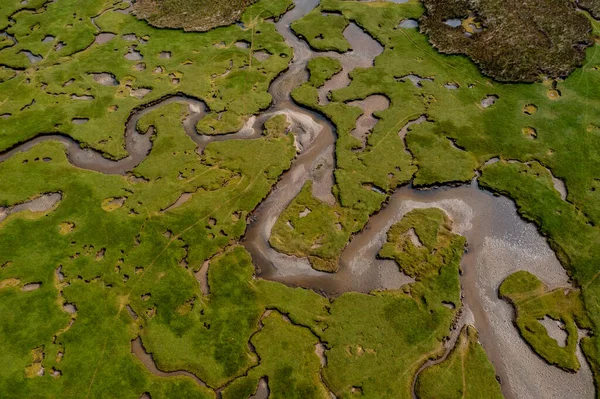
[0,0,594,398]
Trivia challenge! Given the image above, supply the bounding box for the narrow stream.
[0,1,594,398]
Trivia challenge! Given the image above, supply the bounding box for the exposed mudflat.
[317,22,384,105]
[0,193,62,223]
[347,95,390,148]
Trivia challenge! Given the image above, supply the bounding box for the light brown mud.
[0,192,62,223]
[248,377,270,399]
[195,261,210,296]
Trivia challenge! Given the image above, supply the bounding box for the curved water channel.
[0,0,594,398]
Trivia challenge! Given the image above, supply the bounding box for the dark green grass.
[307,56,342,88]
[291,9,350,52]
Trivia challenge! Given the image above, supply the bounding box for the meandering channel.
[0,0,594,398]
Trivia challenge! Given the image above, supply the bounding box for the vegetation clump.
[263,114,290,138]
[420,0,594,82]
[416,325,503,399]
[291,9,351,52]
[499,270,592,372]
[269,182,366,272]
[307,56,343,87]
[133,0,257,32]
[379,208,464,279]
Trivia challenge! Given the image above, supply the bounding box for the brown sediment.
[63,303,77,314]
[94,33,116,45]
[161,193,193,212]
[539,316,568,348]
[317,22,384,105]
[126,304,139,321]
[480,94,498,108]
[195,261,210,296]
[397,74,433,88]
[524,104,538,115]
[0,278,20,289]
[315,343,327,367]
[547,89,561,100]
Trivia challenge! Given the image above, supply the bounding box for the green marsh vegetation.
[307,56,342,88]
[291,9,351,52]
[415,325,504,399]
[0,94,296,396]
[0,0,293,158]
[269,181,366,272]
[4,0,600,396]
[276,0,600,389]
[499,270,591,372]
[379,208,461,279]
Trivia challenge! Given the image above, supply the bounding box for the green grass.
[222,310,331,399]
[307,56,342,88]
[263,113,289,138]
[416,325,503,399]
[321,207,465,397]
[0,55,296,395]
[3,0,600,396]
[196,111,249,135]
[269,181,366,272]
[499,270,591,372]
[407,122,478,186]
[291,9,350,52]
[379,208,463,279]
